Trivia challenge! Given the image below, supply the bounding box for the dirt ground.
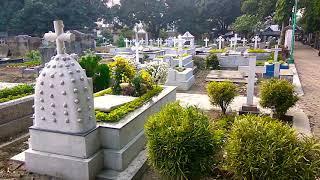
[0,66,36,83]
[294,42,320,137]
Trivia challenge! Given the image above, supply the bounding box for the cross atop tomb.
[232,34,241,48]
[272,45,282,62]
[149,39,154,46]
[131,41,143,63]
[124,38,129,48]
[156,38,162,47]
[252,35,261,49]
[217,36,225,50]
[44,20,75,55]
[229,38,234,48]
[204,38,209,48]
[241,38,248,47]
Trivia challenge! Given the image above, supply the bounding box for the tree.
[232,14,259,37]
[6,0,109,36]
[241,0,278,20]
[300,0,320,33]
[0,0,24,32]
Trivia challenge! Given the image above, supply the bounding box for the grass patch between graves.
[248,48,267,53]
[0,84,34,103]
[95,86,163,122]
[7,60,41,68]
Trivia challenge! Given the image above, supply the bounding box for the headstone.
[241,38,248,47]
[240,55,259,114]
[272,45,282,62]
[232,34,241,48]
[204,38,209,48]
[252,35,261,49]
[229,38,234,48]
[124,38,129,48]
[131,41,143,64]
[217,36,225,50]
[149,39,154,46]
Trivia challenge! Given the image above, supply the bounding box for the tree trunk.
[280,21,285,46]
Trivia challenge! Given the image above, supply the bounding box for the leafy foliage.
[145,61,169,84]
[247,48,267,53]
[117,35,125,48]
[207,81,237,114]
[25,50,41,62]
[260,79,298,117]
[145,102,220,179]
[79,52,110,92]
[209,49,227,54]
[232,14,259,37]
[225,115,320,179]
[131,70,155,97]
[96,86,163,122]
[205,53,220,70]
[109,57,136,95]
[193,56,206,70]
[0,84,34,103]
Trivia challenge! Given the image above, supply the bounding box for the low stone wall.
[0,95,34,140]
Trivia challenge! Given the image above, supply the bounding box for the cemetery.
[0,0,320,179]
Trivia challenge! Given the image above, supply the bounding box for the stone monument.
[204,37,209,48]
[217,36,225,50]
[24,20,103,180]
[252,35,261,49]
[240,55,259,114]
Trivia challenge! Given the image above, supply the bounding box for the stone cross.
[139,39,145,45]
[129,40,132,47]
[217,36,225,50]
[165,39,169,47]
[156,38,162,47]
[229,38,234,48]
[177,35,186,68]
[232,34,241,48]
[204,38,209,48]
[131,41,143,64]
[241,38,248,47]
[247,55,257,106]
[173,37,177,47]
[272,45,282,62]
[36,20,96,134]
[124,38,129,48]
[252,35,261,49]
[149,39,154,46]
[44,20,75,55]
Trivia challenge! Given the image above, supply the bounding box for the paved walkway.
[294,42,320,137]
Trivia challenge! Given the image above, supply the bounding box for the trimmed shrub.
[117,35,125,48]
[193,56,206,70]
[0,84,34,103]
[145,102,220,179]
[109,57,136,95]
[206,53,220,70]
[260,79,298,118]
[207,81,237,114]
[25,50,41,62]
[79,52,110,92]
[225,115,320,179]
[131,70,154,97]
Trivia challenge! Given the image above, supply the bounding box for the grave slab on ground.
[94,95,137,112]
[206,70,246,83]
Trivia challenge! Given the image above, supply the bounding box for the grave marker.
[124,38,129,48]
[204,38,209,48]
[217,36,225,50]
[252,35,261,49]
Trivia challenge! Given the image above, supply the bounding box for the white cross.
[177,35,186,68]
[156,38,163,47]
[149,39,154,46]
[204,38,209,48]
[131,41,143,64]
[217,36,225,50]
[44,20,75,55]
[173,37,178,47]
[272,45,282,62]
[124,38,129,48]
[241,38,248,47]
[229,38,234,48]
[129,40,132,47]
[233,34,241,48]
[252,35,261,49]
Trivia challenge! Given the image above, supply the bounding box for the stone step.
[97,150,148,180]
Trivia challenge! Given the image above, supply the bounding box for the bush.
[145,61,169,85]
[145,102,219,179]
[206,53,220,70]
[79,52,110,92]
[117,35,125,48]
[207,81,237,114]
[225,115,320,179]
[110,57,136,95]
[0,84,34,103]
[193,56,206,70]
[260,79,298,118]
[25,50,41,62]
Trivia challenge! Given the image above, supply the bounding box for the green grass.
[0,84,34,103]
[95,86,163,122]
[7,60,41,68]
[248,49,267,53]
[209,49,227,53]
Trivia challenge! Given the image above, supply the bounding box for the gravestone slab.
[94,95,137,112]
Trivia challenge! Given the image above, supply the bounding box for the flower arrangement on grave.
[145,61,169,85]
[0,84,34,103]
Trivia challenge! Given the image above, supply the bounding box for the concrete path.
[294,42,320,137]
[177,93,311,135]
